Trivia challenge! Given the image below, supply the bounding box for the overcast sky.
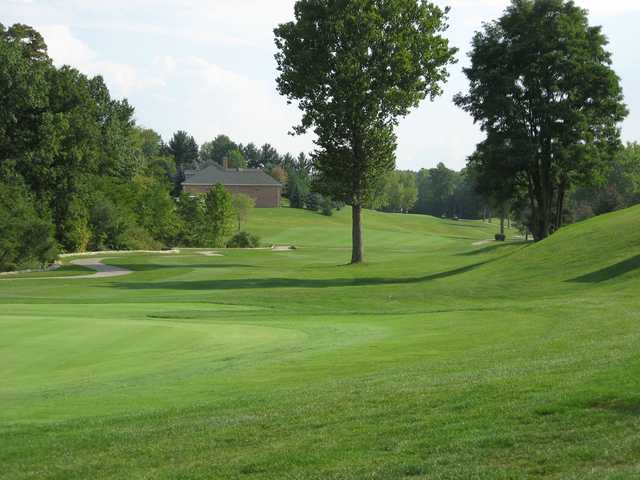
[3,0,639,171]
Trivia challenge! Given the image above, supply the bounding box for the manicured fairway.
[1,207,639,479]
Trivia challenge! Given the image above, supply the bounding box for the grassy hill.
[1,206,639,479]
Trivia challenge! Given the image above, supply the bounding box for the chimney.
[222,157,229,169]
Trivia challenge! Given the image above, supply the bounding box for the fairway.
[1,206,640,479]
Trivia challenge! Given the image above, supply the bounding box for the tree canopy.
[455,0,628,240]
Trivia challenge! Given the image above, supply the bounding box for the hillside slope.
[246,206,504,249]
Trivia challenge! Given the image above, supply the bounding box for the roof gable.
[182,164,281,187]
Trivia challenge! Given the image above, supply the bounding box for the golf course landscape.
[1,205,639,479]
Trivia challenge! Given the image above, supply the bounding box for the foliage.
[200,135,236,167]
[167,130,199,195]
[275,0,456,262]
[455,0,628,240]
[569,142,640,220]
[226,149,247,169]
[0,175,57,271]
[226,231,260,248]
[203,184,235,247]
[175,193,206,247]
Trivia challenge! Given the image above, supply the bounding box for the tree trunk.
[500,215,505,236]
[351,205,364,264]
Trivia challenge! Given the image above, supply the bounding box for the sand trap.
[199,251,224,257]
[472,239,494,246]
[68,258,132,278]
[272,245,296,251]
[1,258,132,281]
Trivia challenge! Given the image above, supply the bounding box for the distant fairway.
[1,207,639,479]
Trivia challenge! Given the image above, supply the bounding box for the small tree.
[204,184,235,247]
[232,193,255,232]
[176,193,206,247]
[275,0,456,263]
[227,149,247,169]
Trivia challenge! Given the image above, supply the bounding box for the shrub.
[320,196,334,216]
[0,178,58,271]
[495,233,506,242]
[226,231,260,248]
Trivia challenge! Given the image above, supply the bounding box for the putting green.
[1,206,639,479]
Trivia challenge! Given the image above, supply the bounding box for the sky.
[2,0,639,171]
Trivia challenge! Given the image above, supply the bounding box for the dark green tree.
[275,0,456,262]
[176,193,206,247]
[0,173,57,271]
[257,143,281,170]
[455,0,628,241]
[416,163,460,217]
[200,134,237,167]
[167,131,199,195]
[240,142,260,168]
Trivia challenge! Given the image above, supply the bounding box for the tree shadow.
[570,255,640,283]
[459,242,525,256]
[107,263,257,272]
[109,261,491,291]
[584,396,640,416]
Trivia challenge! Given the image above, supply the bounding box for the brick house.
[182,160,282,208]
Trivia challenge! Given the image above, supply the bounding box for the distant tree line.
[0,23,292,271]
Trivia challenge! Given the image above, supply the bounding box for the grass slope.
[0,207,639,479]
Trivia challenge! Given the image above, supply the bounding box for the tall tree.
[455,0,627,241]
[167,131,198,195]
[200,134,237,167]
[240,142,260,168]
[275,0,456,263]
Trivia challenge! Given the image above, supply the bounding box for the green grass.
[1,206,639,479]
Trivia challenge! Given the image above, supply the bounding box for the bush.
[0,178,58,271]
[305,192,324,212]
[495,233,506,242]
[226,231,260,248]
[320,196,334,216]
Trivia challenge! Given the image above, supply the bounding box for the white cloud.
[446,0,640,16]
[36,24,164,95]
[3,0,637,169]
[149,54,311,152]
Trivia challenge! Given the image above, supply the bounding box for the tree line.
[275,0,632,261]
[3,0,639,268]
[0,23,299,271]
[370,151,640,225]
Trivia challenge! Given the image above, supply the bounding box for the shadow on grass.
[570,255,640,283]
[459,242,527,257]
[108,263,257,272]
[110,261,491,291]
[585,397,640,416]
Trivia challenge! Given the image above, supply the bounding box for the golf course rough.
[1,206,639,479]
